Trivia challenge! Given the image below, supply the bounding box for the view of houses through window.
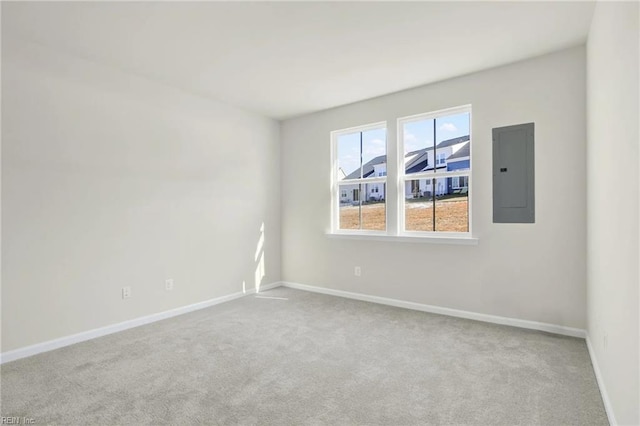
[400,108,471,233]
[336,125,387,231]
[333,106,471,235]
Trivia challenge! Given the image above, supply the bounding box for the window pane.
[435,112,471,173]
[435,176,469,232]
[403,119,435,175]
[338,127,387,181]
[362,183,386,231]
[337,132,361,180]
[405,179,434,231]
[339,183,386,231]
[404,177,468,233]
[361,128,387,179]
[338,183,362,230]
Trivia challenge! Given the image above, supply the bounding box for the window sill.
[326,232,478,245]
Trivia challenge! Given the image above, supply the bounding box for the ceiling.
[2,1,595,120]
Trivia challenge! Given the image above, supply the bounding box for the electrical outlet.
[165,279,174,291]
[122,286,131,299]
[355,266,361,277]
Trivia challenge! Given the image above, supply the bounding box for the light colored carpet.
[1,287,607,425]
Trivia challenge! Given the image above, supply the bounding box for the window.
[332,122,387,232]
[452,176,468,189]
[330,106,471,239]
[399,106,471,234]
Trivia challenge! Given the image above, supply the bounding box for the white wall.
[1,38,281,352]
[281,47,587,329]
[586,2,639,424]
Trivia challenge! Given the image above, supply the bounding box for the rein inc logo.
[1,418,35,425]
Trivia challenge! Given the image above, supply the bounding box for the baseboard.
[1,279,587,360]
[0,281,282,364]
[586,335,617,426]
[280,281,587,339]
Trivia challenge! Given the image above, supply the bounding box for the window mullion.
[359,131,363,230]
[432,119,437,231]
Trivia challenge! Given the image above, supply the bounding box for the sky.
[338,112,470,177]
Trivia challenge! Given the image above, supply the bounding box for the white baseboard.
[0,282,281,364]
[280,281,587,339]
[586,336,617,426]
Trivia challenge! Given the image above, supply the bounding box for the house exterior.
[445,141,470,193]
[340,155,387,204]
[339,135,470,204]
[403,136,470,199]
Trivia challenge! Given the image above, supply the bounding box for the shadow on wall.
[243,222,266,294]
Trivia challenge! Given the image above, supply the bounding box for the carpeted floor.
[1,287,607,425]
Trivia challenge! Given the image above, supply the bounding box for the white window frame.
[328,106,475,244]
[330,121,388,235]
[397,105,472,238]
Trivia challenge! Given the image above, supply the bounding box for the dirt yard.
[339,198,468,232]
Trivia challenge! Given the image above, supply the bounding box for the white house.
[340,155,387,204]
